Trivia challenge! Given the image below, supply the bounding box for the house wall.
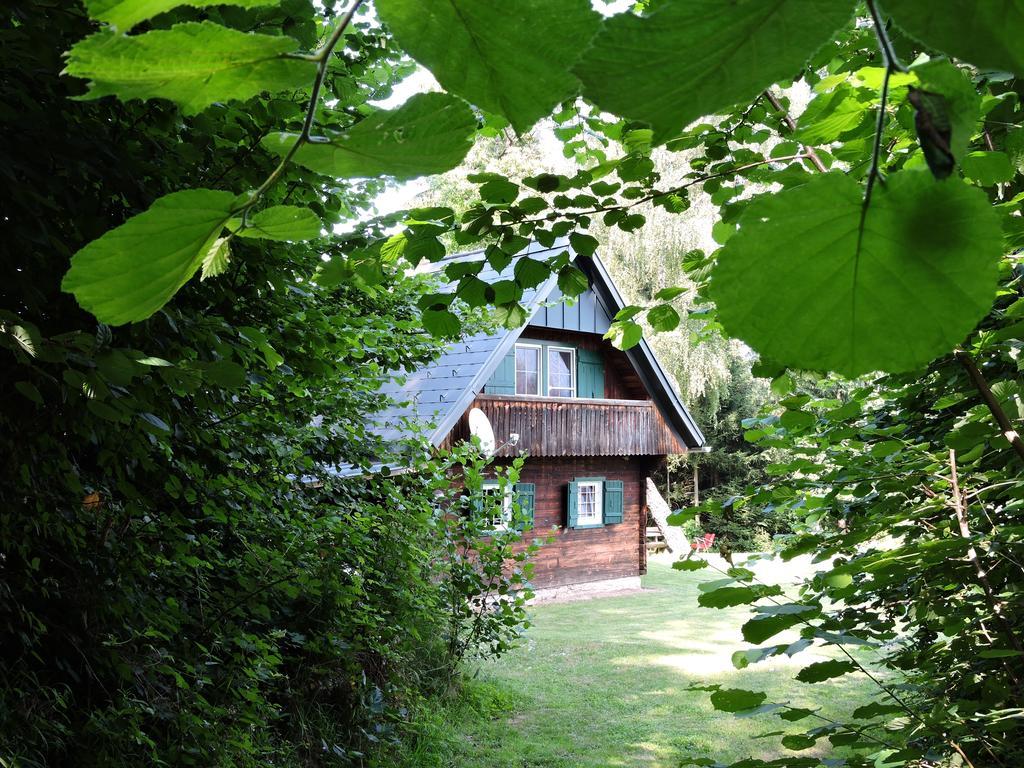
[483,325,648,401]
[512,455,652,589]
[518,326,648,400]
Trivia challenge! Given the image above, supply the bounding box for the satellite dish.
[468,408,496,456]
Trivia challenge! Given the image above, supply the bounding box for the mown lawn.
[400,558,879,768]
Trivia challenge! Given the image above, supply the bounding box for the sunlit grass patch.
[386,559,878,768]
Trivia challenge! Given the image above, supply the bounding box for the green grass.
[390,560,879,768]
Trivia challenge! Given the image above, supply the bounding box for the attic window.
[515,344,541,395]
[547,347,575,398]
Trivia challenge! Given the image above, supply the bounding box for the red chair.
[690,533,716,553]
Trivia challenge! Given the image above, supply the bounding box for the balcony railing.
[446,394,687,457]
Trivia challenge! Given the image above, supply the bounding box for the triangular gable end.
[373,240,706,456]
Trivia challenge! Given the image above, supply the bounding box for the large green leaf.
[235,205,322,241]
[709,688,767,713]
[794,659,857,683]
[264,93,476,181]
[710,170,1002,376]
[65,22,311,115]
[742,605,818,644]
[376,0,601,134]
[62,189,236,325]
[883,0,1024,76]
[697,584,783,609]
[575,0,856,140]
[84,0,277,31]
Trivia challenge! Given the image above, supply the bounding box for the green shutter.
[486,348,515,394]
[603,480,624,524]
[567,480,579,528]
[577,347,604,399]
[513,482,535,531]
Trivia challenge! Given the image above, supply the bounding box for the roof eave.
[576,254,708,450]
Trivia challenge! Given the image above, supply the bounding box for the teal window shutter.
[513,482,535,530]
[603,480,624,524]
[566,480,579,528]
[577,348,605,399]
[486,348,516,394]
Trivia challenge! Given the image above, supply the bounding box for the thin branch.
[862,63,893,211]
[948,450,1024,673]
[955,350,1024,463]
[862,0,908,210]
[761,89,828,173]
[866,0,909,74]
[793,706,899,751]
[234,0,366,216]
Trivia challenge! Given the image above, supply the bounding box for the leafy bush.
[435,449,544,677]
[0,4,536,765]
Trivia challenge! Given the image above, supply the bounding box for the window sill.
[572,523,605,530]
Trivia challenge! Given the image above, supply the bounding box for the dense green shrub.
[0,3,534,765]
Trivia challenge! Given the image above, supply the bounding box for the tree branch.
[234,0,366,216]
[761,89,828,173]
[518,154,810,226]
[862,0,908,210]
[948,450,1024,672]
[955,350,1024,463]
[866,0,908,74]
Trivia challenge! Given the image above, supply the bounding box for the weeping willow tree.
[589,153,782,549]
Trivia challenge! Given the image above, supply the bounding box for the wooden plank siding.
[444,394,688,457]
[512,456,651,588]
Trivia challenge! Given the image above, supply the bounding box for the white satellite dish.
[468,408,496,456]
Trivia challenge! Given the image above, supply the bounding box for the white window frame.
[576,480,603,527]
[514,343,542,396]
[481,481,513,531]
[547,345,576,399]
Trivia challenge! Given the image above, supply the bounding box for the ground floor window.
[576,480,602,526]
[481,481,512,531]
[568,477,624,528]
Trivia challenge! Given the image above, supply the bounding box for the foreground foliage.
[675,295,1024,768]
[4,0,1024,766]
[0,4,536,765]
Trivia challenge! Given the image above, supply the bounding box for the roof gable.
[529,281,614,334]
[373,241,706,451]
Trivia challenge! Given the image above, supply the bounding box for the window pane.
[517,371,538,394]
[548,349,574,397]
[515,347,539,394]
[578,483,600,524]
[482,485,509,528]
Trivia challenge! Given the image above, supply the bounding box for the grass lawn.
[406,558,879,768]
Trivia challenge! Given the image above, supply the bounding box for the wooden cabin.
[376,242,706,598]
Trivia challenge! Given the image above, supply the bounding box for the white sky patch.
[594,0,633,15]
[369,67,440,109]
[340,0,634,234]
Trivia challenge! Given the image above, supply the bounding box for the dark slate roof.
[373,239,707,454]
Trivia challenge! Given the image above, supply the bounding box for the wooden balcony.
[446,394,688,457]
